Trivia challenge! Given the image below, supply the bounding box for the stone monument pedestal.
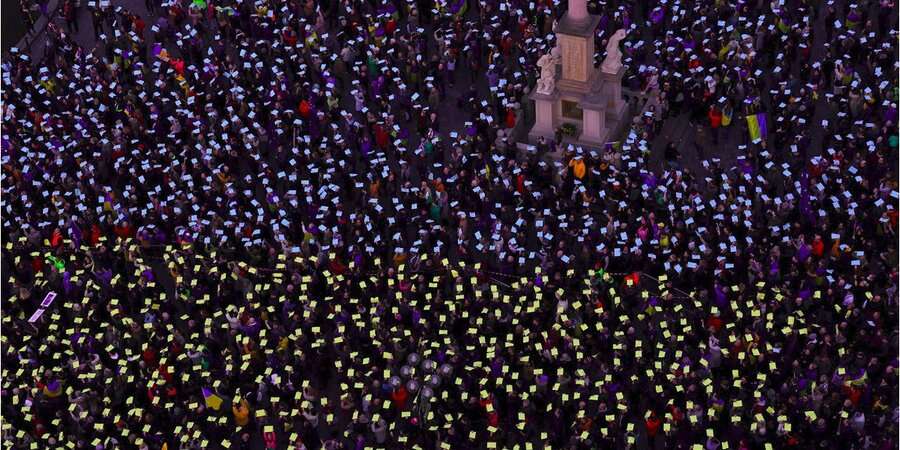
[599,65,628,119]
[525,6,629,151]
[528,89,559,142]
[555,14,602,95]
[579,93,609,146]
[598,64,629,139]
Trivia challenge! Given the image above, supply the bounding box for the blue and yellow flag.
[746,114,761,142]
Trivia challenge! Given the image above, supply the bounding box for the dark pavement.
[2,0,31,53]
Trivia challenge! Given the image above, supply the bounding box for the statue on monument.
[535,47,561,95]
[600,29,627,73]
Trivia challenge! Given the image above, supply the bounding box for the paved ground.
[8,0,862,448]
[2,0,30,52]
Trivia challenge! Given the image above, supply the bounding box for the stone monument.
[527,0,629,149]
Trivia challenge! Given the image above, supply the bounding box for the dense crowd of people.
[2,0,898,449]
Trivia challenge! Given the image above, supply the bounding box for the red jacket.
[114,223,133,239]
[50,229,63,247]
[298,100,311,118]
[709,107,723,128]
[142,347,158,367]
[505,109,516,129]
[328,258,347,275]
[623,272,640,286]
[90,224,102,245]
[480,397,500,428]
[812,238,825,258]
[645,416,661,438]
[171,59,185,76]
[375,125,390,149]
[158,364,173,384]
[707,315,724,332]
[283,32,297,47]
[390,387,408,410]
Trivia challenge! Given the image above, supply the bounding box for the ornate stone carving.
[600,29,627,73]
[535,47,561,95]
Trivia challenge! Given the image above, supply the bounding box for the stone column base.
[528,88,560,142]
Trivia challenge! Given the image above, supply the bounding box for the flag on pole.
[203,387,224,411]
[44,379,62,398]
[746,114,761,142]
[756,112,768,138]
[449,0,467,17]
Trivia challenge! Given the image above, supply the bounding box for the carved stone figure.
[600,29,627,73]
[536,47,561,94]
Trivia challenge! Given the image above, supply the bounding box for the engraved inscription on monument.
[561,38,586,82]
